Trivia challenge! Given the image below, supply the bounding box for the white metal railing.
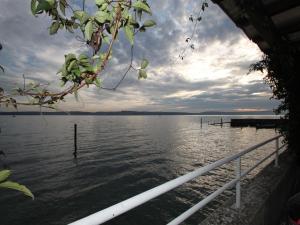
[69,135,286,225]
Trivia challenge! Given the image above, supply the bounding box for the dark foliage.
[249,48,300,161]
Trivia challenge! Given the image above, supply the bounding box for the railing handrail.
[69,134,284,225]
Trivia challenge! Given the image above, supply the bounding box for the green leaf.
[100,3,108,11]
[59,0,66,15]
[0,181,34,199]
[59,64,68,76]
[143,20,156,28]
[36,0,53,12]
[124,25,134,45]
[109,24,116,35]
[94,77,101,87]
[95,11,110,24]
[129,17,139,29]
[0,170,11,182]
[71,68,81,77]
[66,24,74,33]
[84,20,93,41]
[138,69,147,79]
[46,0,55,7]
[74,10,84,19]
[92,64,100,73]
[74,85,79,101]
[79,54,89,62]
[67,60,77,72]
[74,10,89,24]
[91,55,100,60]
[95,0,105,6]
[139,26,146,32]
[49,21,60,35]
[132,1,152,14]
[102,35,110,44]
[121,10,130,20]
[31,0,37,15]
[141,58,149,69]
[65,54,76,65]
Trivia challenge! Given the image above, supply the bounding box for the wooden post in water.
[74,124,77,158]
[200,117,203,128]
[221,117,223,128]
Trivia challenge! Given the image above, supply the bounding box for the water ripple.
[0,115,279,225]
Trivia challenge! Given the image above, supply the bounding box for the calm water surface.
[0,115,279,225]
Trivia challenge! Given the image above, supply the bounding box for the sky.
[0,0,279,112]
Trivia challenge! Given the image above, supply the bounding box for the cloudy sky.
[0,0,279,112]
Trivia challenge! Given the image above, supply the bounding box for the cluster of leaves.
[59,53,99,86]
[138,58,149,79]
[249,53,292,114]
[249,49,300,159]
[32,0,155,85]
[31,0,78,34]
[0,170,34,199]
[0,0,155,109]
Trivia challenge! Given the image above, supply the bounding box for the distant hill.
[0,110,277,116]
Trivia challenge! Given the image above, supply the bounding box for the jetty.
[230,118,286,128]
[208,118,286,129]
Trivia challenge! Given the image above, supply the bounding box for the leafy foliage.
[0,170,34,199]
[0,0,155,109]
[249,49,300,159]
[249,54,290,114]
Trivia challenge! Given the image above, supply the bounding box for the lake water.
[0,115,280,225]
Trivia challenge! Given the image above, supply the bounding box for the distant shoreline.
[0,111,281,116]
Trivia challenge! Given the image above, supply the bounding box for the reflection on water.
[0,115,279,225]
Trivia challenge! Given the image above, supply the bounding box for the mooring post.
[221,117,223,128]
[74,123,77,158]
[200,117,203,128]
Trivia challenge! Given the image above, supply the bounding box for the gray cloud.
[0,0,278,112]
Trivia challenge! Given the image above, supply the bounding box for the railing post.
[235,157,241,209]
[275,137,279,167]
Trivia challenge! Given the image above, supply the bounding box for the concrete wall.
[200,152,300,225]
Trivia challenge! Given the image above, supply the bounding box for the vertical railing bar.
[235,157,241,208]
[68,135,283,225]
[169,144,287,225]
[167,178,238,225]
[242,150,277,177]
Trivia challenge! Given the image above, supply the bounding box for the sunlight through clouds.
[0,0,279,112]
